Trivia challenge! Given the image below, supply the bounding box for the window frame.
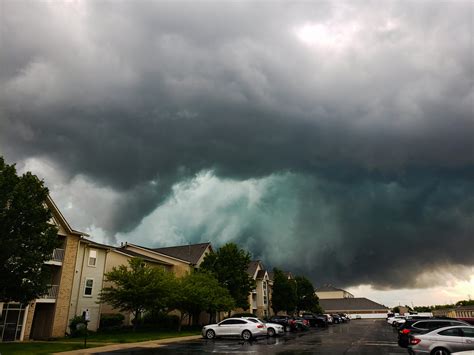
[84,278,94,297]
[88,249,97,267]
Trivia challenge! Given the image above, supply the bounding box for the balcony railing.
[39,284,59,299]
[51,248,65,262]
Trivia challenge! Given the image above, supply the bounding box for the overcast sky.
[1,1,473,306]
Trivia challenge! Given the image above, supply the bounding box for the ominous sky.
[1,1,473,305]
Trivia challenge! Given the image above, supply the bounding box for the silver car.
[243,317,285,337]
[408,325,474,355]
[202,317,267,340]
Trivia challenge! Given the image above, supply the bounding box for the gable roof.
[46,195,88,237]
[319,298,389,312]
[124,243,192,264]
[153,242,212,264]
[247,260,261,277]
[114,247,174,266]
[315,284,346,292]
[256,269,267,279]
[267,270,292,281]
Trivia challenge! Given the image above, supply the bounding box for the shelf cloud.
[2,1,473,289]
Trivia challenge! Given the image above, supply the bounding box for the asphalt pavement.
[95,319,406,354]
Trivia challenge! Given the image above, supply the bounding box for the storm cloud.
[1,1,473,289]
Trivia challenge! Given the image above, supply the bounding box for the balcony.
[45,248,65,265]
[37,285,59,303]
[51,248,65,262]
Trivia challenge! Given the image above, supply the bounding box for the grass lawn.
[0,342,98,355]
[0,329,201,355]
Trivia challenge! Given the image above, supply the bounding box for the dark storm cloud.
[1,1,473,288]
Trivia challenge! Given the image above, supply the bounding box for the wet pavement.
[97,319,406,354]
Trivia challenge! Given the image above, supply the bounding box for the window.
[439,328,463,337]
[219,320,235,325]
[462,328,474,338]
[84,278,94,296]
[88,249,97,267]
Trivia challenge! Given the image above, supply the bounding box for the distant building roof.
[256,270,267,279]
[315,284,346,292]
[153,242,212,265]
[267,270,292,281]
[114,247,174,266]
[319,298,389,312]
[247,261,261,277]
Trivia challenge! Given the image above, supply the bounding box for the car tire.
[431,348,450,355]
[242,330,252,341]
[205,329,216,339]
[267,328,276,337]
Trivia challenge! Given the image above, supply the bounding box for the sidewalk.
[53,335,202,354]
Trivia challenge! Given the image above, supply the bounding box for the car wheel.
[267,328,276,337]
[431,348,450,355]
[242,330,252,341]
[205,329,216,339]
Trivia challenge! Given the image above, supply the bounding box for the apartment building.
[0,196,88,341]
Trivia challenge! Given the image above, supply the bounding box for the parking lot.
[99,319,406,354]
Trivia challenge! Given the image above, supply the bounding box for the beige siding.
[68,243,108,332]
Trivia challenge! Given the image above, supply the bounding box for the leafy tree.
[200,243,255,310]
[0,157,59,304]
[295,276,320,313]
[172,271,234,330]
[392,306,400,313]
[456,299,474,306]
[271,268,297,315]
[99,257,175,329]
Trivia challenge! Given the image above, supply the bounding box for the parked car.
[399,319,470,348]
[269,315,295,332]
[292,317,310,331]
[202,317,267,340]
[339,313,351,322]
[243,317,285,337]
[331,314,343,324]
[388,315,406,325]
[301,313,328,327]
[324,314,334,324]
[408,325,474,354]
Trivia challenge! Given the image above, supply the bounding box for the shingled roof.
[319,298,389,312]
[247,260,261,277]
[153,242,211,265]
[114,247,174,266]
[315,284,346,292]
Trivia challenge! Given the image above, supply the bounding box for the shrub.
[69,316,88,337]
[100,313,125,329]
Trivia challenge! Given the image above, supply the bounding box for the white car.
[408,325,474,354]
[202,317,268,340]
[243,317,285,337]
[388,315,406,325]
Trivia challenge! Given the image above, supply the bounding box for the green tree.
[0,157,59,304]
[271,268,297,315]
[295,276,320,313]
[172,271,234,330]
[200,243,255,310]
[99,257,175,329]
[392,306,400,313]
[456,299,474,306]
